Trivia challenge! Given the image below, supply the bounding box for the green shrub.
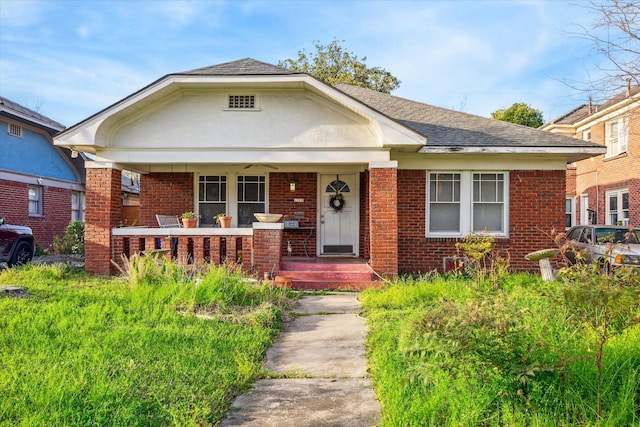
[52,220,84,255]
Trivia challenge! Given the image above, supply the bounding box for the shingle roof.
[546,86,640,125]
[0,96,65,132]
[335,84,598,148]
[179,58,299,76]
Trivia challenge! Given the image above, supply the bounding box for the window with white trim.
[71,191,85,221]
[605,116,629,157]
[28,185,43,216]
[565,197,575,228]
[606,188,629,225]
[237,175,265,227]
[427,171,508,237]
[198,175,227,226]
[582,130,591,141]
[8,122,23,137]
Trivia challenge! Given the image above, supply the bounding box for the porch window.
[427,171,508,237]
[606,188,629,225]
[237,175,265,227]
[198,175,227,226]
[28,185,43,216]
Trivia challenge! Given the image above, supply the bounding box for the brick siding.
[268,172,317,256]
[397,169,565,274]
[0,178,74,250]
[139,173,194,227]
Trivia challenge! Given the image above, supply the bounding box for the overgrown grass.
[361,273,640,427]
[0,260,293,426]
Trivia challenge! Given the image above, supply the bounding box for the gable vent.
[228,95,256,109]
[8,123,23,137]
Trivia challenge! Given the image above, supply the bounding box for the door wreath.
[330,194,345,211]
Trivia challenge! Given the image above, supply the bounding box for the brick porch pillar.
[85,164,122,275]
[252,223,283,279]
[369,161,398,278]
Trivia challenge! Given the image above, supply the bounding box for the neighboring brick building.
[542,86,639,229]
[0,96,86,250]
[55,59,605,278]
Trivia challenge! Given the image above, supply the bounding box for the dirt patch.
[0,286,32,298]
[32,255,84,267]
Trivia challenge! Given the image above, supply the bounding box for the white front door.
[319,174,358,256]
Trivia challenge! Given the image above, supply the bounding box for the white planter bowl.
[254,213,283,223]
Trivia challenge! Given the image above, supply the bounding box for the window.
[427,171,508,237]
[605,116,629,157]
[28,185,43,216]
[8,123,23,137]
[227,95,256,109]
[565,197,575,228]
[237,175,265,227]
[198,175,227,226]
[71,191,85,221]
[606,189,629,225]
[428,173,461,233]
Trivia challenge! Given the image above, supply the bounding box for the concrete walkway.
[220,293,380,426]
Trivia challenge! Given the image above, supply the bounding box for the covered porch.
[86,162,399,284]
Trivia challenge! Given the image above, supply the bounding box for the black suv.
[0,216,35,267]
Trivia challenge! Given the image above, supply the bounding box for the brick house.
[0,96,86,250]
[542,86,639,229]
[54,59,604,283]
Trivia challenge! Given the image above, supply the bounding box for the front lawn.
[0,261,292,426]
[361,273,640,427]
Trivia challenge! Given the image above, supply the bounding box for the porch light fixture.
[289,178,297,192]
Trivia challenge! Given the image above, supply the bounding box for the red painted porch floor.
[276,257,381,290]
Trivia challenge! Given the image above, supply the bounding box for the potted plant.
[215,213,232,228]
[181,211,200,228]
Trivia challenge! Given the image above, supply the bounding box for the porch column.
[369,161,398,278]
[252,223,283,279]
[85,163,122,275]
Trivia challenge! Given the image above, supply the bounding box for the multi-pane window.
[427,172,508,237]
[198,175,227,226]
[71,191,85,221]
[605,116,629,157]
[428,173,461,233]
[237,175,265,227]
[473,173,505,233]
[606,188,629,225]
[28,185,43,216]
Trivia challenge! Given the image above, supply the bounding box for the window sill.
[603,152,628,162]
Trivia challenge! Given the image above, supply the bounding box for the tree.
[279,40,401,93]
[491,102,544,128]
[572,0,640,97]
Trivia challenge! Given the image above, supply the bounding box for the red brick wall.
[85,168,122,275]
[253,227,283,278]
[268,172,317,256]
[369,167,398,277]
[0,179,74,250]
[359,171,370,260]
[397,169,565,273]
[139,173,194,227]
[577,178,640,227]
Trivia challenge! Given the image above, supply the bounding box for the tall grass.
[0,261,292,426]
[361,273,640,426]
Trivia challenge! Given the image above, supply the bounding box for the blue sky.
[0,0,606,127]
